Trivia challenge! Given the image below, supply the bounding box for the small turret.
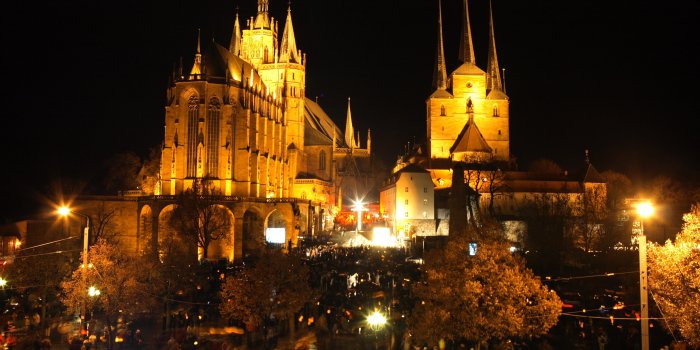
[230,10,241,56]
[189,29,202,80]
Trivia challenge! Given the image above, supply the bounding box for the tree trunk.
[288,314,295,340]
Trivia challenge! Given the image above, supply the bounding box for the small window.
[319,150,326,170]
[405,187,408,192]
[493,104,499,117]
[423,199,428,205]
[498,130,502,135]
[440,104,446,116]
[405,199,409,205]
[423,187,427,193]
[423,211,427,218]
[404,211,409,218]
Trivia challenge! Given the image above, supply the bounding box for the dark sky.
[2,0,699,222]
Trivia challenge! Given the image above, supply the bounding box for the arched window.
[467,98,474,113]
[186,94,200,177]
[319,150,326,171]
[493,104,499,117]
[206,97,221,177]
[440,104,446,116]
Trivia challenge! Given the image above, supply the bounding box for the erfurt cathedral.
[55,0,378,262]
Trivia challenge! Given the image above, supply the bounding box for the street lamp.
[353,200,366,232]
[58,205,91,336]
[366,310,386,331]
[636,201,654,350]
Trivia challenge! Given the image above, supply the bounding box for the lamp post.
[58,206,90,337]
[636,201,654,350]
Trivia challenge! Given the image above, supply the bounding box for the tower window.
[423,199,428,205]
[405,199,409,205]
[440,104,446,116]
[186,94,200,177]
[423,187,427,193]
[405,211,409,218]
[405,187,409,192]
[493,104,499,117]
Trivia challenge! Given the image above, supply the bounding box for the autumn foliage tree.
[60,240,161,349]
[219,249,316,336]
[409,229,561,349]
[648,204,700,347]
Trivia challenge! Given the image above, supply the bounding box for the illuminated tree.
[409,228,561,349]
[60,240,160,350]
[168,178,232,260]
[7,245,72,334]
[573,185,608,252]
[219,250,316,337]
[647,204,700,347]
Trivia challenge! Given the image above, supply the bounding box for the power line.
[543,271,637,282]
[18,236,79,251]
[12,249,81,259]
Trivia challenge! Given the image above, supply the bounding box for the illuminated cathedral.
[157,0,376,232]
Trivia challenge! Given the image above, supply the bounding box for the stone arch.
[138,205,153,255]
[207,204,235,261]
[157,204,196,263]
[264,209,288,249]
[242,206,265,258]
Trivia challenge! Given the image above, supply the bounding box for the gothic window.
[440,104,446,116]
[186,94,199,177]
[467,98,474,113]
[206,97,221,177]
[493,104,499,117]
[319,150,326,170]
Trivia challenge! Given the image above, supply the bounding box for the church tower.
[426,0,510,165]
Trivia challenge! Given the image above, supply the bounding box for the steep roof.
[450,117,492,154]
[304,97,345,148]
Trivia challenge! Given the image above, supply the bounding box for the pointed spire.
[189,29,202,79]
[432,0,448,90]
[367,129,372,153]
[254,0,270,29]
[344,97,356,148]
[458,0,476,64]
[230,9,241,56]
[356,130,361,149]
[279,4,301,63]
[486,1,503,92]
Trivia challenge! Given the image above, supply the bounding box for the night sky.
[2,0,699,222]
